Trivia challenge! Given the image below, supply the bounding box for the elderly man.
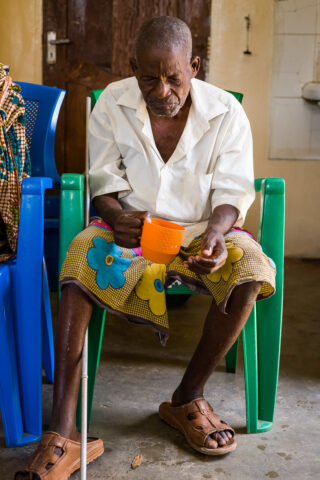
[15,16,275,480]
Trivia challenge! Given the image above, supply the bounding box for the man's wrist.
[104,208,122,229]
[92,193,123,228]
[206,205,239,235]
[205,224,225,235]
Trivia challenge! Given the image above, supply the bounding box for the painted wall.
[0,0,42,83]
[209,0,320,258]
[270,0,320,161]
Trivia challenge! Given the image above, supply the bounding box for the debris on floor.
[131,453,143,469]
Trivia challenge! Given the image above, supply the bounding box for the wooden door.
[43,0,211,175]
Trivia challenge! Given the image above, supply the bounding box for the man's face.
[131,45,200,118]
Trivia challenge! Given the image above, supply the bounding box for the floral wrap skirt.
[60,218,276,344]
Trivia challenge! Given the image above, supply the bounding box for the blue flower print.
[87,237,132,289]
[268,257,276,270]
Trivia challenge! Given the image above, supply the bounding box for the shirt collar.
[116,78,142,108]
[190,78,229,120]
[116,77,228,120]
[116,77,229,163]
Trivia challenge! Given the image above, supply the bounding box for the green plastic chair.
[58,89,285,435]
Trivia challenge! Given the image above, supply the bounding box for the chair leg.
[225,337,239,373]
[243,293,283,434]
[41,258,55,384]
[0,267,40,446]
[256,288,283,430]
[14,266,42,437]
[242,304,259,433]
[77,305,106,431]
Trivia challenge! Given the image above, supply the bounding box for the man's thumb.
[201,244,213,258]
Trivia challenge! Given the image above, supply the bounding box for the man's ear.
[190,56,200,78]
[130,57,138,75]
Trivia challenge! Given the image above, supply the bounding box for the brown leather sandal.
[159,398,237,455]
[14,431,104,479]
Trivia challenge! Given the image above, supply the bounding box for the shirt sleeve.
[89,91,132,200]
[211,105,255,226]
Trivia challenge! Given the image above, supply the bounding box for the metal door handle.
[47,31,71,64]
[49,38,71,45]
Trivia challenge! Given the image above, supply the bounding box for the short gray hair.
[135,16,192,61]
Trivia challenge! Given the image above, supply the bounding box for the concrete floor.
[1,258,319,479]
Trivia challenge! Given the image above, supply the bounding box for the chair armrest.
[17,177,53,263]
[20,176,53,195]
[61,173,85,191]
[256,177,285,288]
[16,176,53,296]
[59,174,85,275]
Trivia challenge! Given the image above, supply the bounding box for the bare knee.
[228,281,262,311]
[61,282,92,303]
[59,282,93,323]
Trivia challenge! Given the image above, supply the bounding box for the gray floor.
[1,259,319,479]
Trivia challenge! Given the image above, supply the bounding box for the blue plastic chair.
[0,83,65,447]
[17,82,65,290]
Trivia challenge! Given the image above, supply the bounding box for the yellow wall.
[209,0,320,258]
[0,0,42,83]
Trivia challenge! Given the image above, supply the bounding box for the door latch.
[47,31,71,64]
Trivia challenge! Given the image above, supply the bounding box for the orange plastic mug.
[140,218,185,264]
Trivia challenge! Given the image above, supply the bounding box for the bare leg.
[171,281,262,449]
[15,283,93,480]
[49,283,93,440]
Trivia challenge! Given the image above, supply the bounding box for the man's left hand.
[183,229,228,275]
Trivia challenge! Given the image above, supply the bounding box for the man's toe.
[213,432,226,446]
[220,431,230,443]
[205,436,218,449]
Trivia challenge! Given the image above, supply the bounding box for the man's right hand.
[113,210,150,248]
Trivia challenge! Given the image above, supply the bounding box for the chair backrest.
[16,82,65,186]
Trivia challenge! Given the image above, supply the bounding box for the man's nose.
[153,80,171,99]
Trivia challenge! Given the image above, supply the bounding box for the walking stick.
[81,96,92,480]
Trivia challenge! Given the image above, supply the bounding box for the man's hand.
[92,193,150,248]
[183,228,227,275]
[113,210,150,248]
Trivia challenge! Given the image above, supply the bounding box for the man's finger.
[116,224,142,235]
[114,236,140,248]
[129,211,150,221]
[191,255,219,268]
[119,216,143,227]
[183,257,215,275]
[201,246,213,258]
[184,251,228,275]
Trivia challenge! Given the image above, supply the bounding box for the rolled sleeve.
[89,92,132,200]
[211,107,255,226]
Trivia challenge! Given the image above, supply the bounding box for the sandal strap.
[181,398,235,447]
[16,432,79,479]
[24,432,68,477]
[15,432,104,480]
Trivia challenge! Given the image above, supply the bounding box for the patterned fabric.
[0,63,31,261]
[60,218,276,345]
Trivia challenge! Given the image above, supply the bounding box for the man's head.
[130,16,200,118]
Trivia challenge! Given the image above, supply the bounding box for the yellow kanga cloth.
[60,219,276,345]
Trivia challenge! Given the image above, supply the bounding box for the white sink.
[302,82,320,102]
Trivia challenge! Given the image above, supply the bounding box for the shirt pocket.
[181,170,213,222]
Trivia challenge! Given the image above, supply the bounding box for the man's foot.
[14,431,104,480]
[159,397,236,455]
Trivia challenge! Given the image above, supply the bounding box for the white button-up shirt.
[89,77,255,246]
